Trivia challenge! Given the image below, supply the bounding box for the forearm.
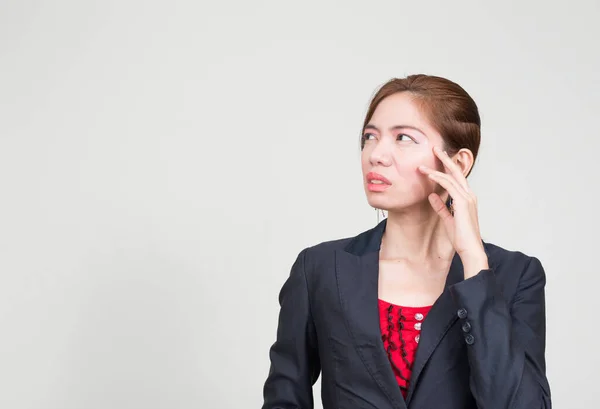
[449,266,551,409]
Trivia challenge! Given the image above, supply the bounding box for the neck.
[380,203,455,263]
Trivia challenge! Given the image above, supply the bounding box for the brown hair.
[361,74,481,176]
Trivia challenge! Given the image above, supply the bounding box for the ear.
[452,148,475,178]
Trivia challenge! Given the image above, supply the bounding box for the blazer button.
[461,321,471,333]
[465,334,475,345]
[457,308,468,319]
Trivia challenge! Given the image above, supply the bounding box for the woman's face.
[361,92,447,212]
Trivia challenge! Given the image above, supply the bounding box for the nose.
[369,139,393,167]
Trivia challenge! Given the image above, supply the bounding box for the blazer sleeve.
[449,256,551,409]
[262,248,321,409]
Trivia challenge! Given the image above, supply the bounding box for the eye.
[397,133,416,143]
[362,132,376,141]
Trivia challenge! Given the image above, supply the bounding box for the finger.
[433,146,471,193]
[428,192,454,225]
[420,167,467,200]
[428,171,464,199]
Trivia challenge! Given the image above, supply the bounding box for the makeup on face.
[366,171,392,192]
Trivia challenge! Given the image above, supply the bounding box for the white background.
[1,1,598,408]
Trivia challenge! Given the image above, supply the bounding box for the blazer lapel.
[405,243,494,405]
[404,251,464,405]
[335,220,408,409]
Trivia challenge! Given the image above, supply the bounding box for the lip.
[366,172,392,192]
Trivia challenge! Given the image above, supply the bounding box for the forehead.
[371,92,427,125]
[369,92,440,139]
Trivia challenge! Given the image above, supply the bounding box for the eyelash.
[362,133,416,143]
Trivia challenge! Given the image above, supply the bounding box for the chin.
[366,195,398,212]
[365,192,425,212]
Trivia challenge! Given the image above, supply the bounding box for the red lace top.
[378,299,433,398]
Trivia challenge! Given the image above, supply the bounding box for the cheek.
[392,151,437,175]
[393,161,417,175]
[360,150,371,170]
[391,152,441,195]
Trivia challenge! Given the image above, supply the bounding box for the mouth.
[366,172,391,192]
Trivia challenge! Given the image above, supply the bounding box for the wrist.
[460,250,489,279]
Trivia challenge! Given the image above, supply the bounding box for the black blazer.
[262,219,551,409]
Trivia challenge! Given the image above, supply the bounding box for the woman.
[261,74,551,409]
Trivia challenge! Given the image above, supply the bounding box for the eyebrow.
[364,124,427,136]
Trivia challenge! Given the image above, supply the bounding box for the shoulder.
[301,221,379,259]
[482,241,546,287]
[293,229,367,278]
[306,236,354,255]
[297,236,353,273]
[483,241,543,269]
